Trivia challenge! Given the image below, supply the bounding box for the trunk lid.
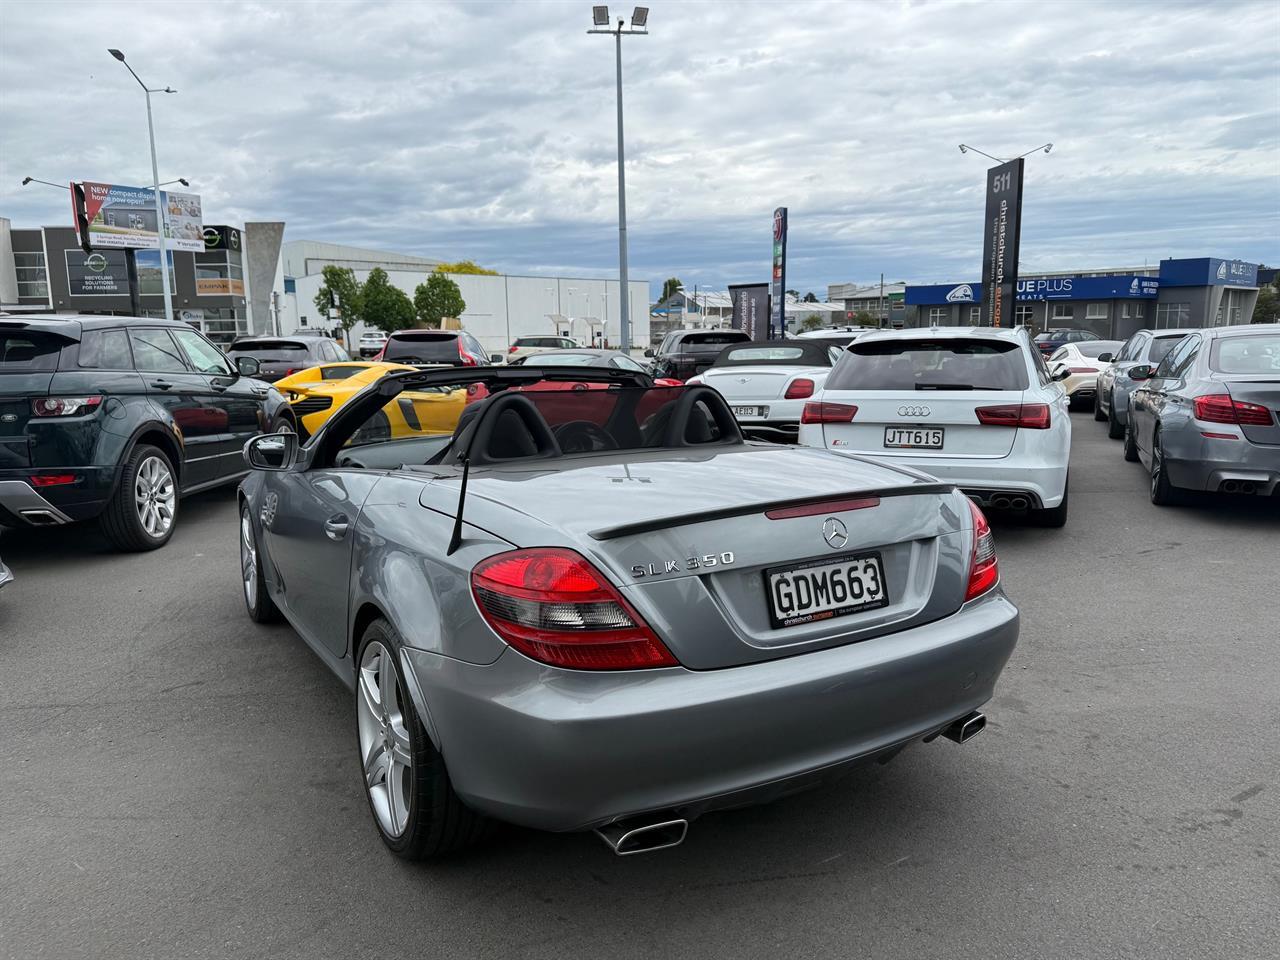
[700,365,827,402]
[449,445,971,669]
[817,389,1022,459]
[1222,378,1280,446]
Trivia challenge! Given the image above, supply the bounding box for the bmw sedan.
[1125,324,1280,503]
[1094,329,1191,439]
[238,365,1019,857]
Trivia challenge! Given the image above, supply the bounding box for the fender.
[103,418,187,500]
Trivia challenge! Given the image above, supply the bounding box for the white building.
[269,240,649,355]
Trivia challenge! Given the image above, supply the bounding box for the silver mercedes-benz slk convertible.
[237,365,1019,858]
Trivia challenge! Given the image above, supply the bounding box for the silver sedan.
[1095,328,1192,439]
[237,365,1019,858]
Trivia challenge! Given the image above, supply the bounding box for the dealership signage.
[74,181,204,253]
[729,283,769,341]
[1159,257,1259,287]
[770,207,787,339]
[906,274,1161,305]
[979,159,1024,327]
[202,225,242,251]
[196,277,245,296]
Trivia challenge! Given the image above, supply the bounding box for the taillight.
[965,499,999,601]
[784,378,815,400]
[508,345,518,353]
[1193,394,1273,426]
[31,396,103,417]
[975,403,1050,429]
[457,339,477,366]
[471,548,678,670]
[374,346,385,361]
[801,401,857,424]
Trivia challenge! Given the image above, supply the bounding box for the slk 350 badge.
[631,552,735,578]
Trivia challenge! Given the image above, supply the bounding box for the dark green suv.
[0,315,296,550]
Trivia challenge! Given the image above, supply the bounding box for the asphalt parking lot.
[1,410,1277,960]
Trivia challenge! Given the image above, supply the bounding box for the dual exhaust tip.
[989,495,1030,511]
[1219,480,1258,495]
[593,711,987,856]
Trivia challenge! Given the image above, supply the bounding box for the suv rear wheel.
[100,444,179,551]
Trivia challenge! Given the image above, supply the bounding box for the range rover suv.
[0,315,295,550]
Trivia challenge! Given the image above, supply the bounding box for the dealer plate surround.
[763,551,889,629]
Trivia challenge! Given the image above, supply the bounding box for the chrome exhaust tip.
[991,496,1011,510]
[595,814,689,856]
[1008,496,1029,510]
[1240,482,1256,494]
[1221,480,1239,493]
[19,509,65,526]
[941,711,987,744]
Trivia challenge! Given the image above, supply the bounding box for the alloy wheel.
[240,511,257,608]
[134,456,176,539]
[357,640,413,837]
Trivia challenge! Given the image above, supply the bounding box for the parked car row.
[1092,324,1279,503]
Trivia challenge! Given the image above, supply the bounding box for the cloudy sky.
[1,0,1277,296]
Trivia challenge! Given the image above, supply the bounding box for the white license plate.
[884,426,944,449]
[764,553,888,628]
[732,405,767,418]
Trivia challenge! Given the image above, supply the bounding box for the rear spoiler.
[588,481,957,541]
[0,319,81,342]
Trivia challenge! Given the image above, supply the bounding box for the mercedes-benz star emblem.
[897,405,931,417]
[822,517,849,549]
[737,377,751,384]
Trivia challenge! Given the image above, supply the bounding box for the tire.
[1149,429,1184,506]
[99,444,179,551]
[1030,476,1069,527]
[355,619,491,859]
[1107,393,1125,440]
[270,414,296,434]
[1093,390,1106,421]
[239,502,281,623]
[1123,420,1140,462]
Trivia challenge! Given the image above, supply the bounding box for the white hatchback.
[798,327,1073,526]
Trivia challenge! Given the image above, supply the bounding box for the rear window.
[228,340,309,362]
[1210,334,1280,375]
[530,353,599,367]
[383,333,460,363]
[1,331,65,372]
[1076,341,1121,359]
[680,332,750,353]
[714,343,835,367]
[826,338,1030,391]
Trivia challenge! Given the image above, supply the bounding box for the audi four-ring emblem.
[897,405,931,417]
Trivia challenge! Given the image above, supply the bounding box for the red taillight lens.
[471,548,678,670]
[374,346,385,360]
[975,403,1050,429]
[31,396,103,417]
[784,378,815,400]
[31,474,77,487]
[801,401,857,424]
[965,499,999,601]
[1067,367,1095,374]
[508,345,518,353]
[1193,394,1273,426]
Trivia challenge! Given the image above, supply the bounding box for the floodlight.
[593,5,609,26]
[108,48,125,61]
[631,6,648,27]
[1044,143,1054,154]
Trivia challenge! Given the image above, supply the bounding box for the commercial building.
[649,289,846,343]
[1,217,251,343]
[273,240,650,356]
[827,281,908,326]
[902,257,1265,338]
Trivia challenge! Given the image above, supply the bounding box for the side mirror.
[243,431,297,471]
[1129,364,1154,381]
[643,348,655,358]
[1097,352,1113,363]
[235,356,261,377]
[1052,366,1071,381]
[489,353,504,364]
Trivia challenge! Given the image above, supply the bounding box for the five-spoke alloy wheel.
[357,640,415,838]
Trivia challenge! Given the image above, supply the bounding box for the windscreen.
[382,333,460,363]
[1148,336,1186,365]
[1,331,64,372]
[825,338,1030,391]
[228,341,308,361]
[1210,334,1280,374]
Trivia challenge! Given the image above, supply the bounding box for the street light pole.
[109,49,177,323]
[589,7,649,353]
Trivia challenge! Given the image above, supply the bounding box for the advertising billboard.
[729,283,770,341]
[770,207,788,339]
[75,182,204,252]
[65,248,176,297]
[979,159,1024,328]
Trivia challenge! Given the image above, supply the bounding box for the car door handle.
[323,515,350,540]
[210,381,229,393]
[150,380,173,390]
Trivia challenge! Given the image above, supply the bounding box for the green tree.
[786,289,800,299]
[802,292,818,303]
[854,310,876,327]
[414,273,467,329]
[433,260,498,276]
[800,314,824,331]
[313,266,362,338]
[1254,283,1280,324]
[661,277,683,302]
[362,268,415,332]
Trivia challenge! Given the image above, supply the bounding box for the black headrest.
[451,391,561,465]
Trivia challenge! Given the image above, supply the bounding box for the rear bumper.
[1164,436,1280,494]
[0,470,116,525]
[400,589,1019,833]
[847,456,1069,508]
